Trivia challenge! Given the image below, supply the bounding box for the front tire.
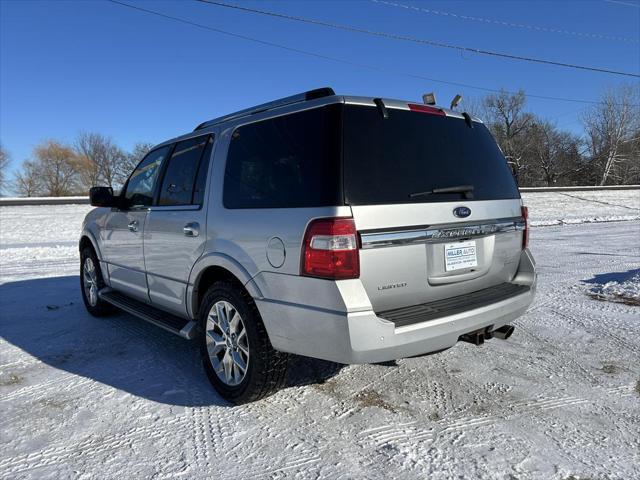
[200,281,289,404]
[80,246,113,317]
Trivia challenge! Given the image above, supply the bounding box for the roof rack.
[193,87,335,131]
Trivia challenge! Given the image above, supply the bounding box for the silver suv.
[79,88,536,404]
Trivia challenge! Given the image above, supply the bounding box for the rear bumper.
[256,249,536,364]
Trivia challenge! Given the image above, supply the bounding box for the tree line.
[468,83,639,187]
[0,135,153,197]
[0,83,638,197]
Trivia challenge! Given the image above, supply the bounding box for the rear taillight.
[407,104,446,116]
[301,217,360,279]
[521,206,529,249]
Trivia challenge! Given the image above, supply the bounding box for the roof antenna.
[450,94,463,110]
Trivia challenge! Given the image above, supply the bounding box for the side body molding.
[186,251,263,319]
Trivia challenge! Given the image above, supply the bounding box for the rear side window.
[193,136,214,205]
[158,135,212,206]
[343,105,520,205]
[124,146,170,207]
[223,105,342,209]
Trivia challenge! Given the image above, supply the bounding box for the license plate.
[444,240,478,272]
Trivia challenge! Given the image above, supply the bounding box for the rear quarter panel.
[195,125,353,308]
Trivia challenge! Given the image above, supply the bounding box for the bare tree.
[615,129,640,184]
[460,95,486,120]
[75,132,128,190]
[34,140,80,196]
[482,89,536,185]
[120,142,154,184]
[0,145,10,195]
[528,121,583,186]
[101,143,127,188]
[14,160,43,197]
[582,84,640,185]
[75,133,104,190]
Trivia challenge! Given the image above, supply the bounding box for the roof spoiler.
[193,87,335,131]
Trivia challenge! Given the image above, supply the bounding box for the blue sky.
[1,0,639,177]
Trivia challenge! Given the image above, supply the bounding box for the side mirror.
[89,186,117,207]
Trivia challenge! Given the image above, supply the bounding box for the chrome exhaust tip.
[492,325,515,340]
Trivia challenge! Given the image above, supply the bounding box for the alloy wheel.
[205,300,250,386]
[83,257,99,307]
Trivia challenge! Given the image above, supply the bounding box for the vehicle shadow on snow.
[0,275,343,407]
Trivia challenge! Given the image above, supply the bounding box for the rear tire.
[199,281,289,404]
[80,246,113,317]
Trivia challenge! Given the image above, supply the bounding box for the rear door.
[102,146,170,301]
[144,135,214,316]
[343,103,524,312]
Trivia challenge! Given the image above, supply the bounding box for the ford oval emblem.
[453,206,471,218]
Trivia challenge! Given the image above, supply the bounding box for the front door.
[102,146,171,302]
[102,209,149,300]
[144,135,214,316]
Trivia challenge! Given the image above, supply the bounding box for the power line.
[106,0,637,107]
[371,0,639,44]
[195,0,640,78]
[603,0,640,7]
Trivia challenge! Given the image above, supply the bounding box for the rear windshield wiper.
[409,184,474,199]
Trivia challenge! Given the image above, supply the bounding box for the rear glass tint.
[223,105,342,209]
[342,105,520,205]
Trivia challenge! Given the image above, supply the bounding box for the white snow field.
[1,192,639,479]
[521,189,640,226]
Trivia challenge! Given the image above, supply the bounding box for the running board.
[99,289,198,339]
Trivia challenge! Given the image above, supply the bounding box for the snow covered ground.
[521,189,640,226]
[584,269,640,307]
[1,193,639,479]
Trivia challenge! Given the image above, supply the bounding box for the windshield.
[342,104,520,205]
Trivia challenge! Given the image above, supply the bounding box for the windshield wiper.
[409,184,474,199]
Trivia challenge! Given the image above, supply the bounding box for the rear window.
[223,105,342,209]
[343,105,520,205]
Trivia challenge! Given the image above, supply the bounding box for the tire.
[80,246,113,317]
[199,281,289,404]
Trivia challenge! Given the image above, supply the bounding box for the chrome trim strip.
[149,205,201,212]
[360,217,525,250]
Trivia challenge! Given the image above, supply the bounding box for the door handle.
[128,220,139,232]
[183,222,200,237]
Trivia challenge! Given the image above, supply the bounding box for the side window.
[223,105,342,209]
[124,146,170,207]
[193,136,214,205]
[158,135,212,206]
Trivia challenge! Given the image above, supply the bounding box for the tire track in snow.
[515,324,602,386]
[188,406,213,470]
[108,317,219,474]
[0,374,95,403]
[0,310,195,402]
[243,451,322,479]
[553,304,640,356]
[0,417,186,477]
[355,382,635,452]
